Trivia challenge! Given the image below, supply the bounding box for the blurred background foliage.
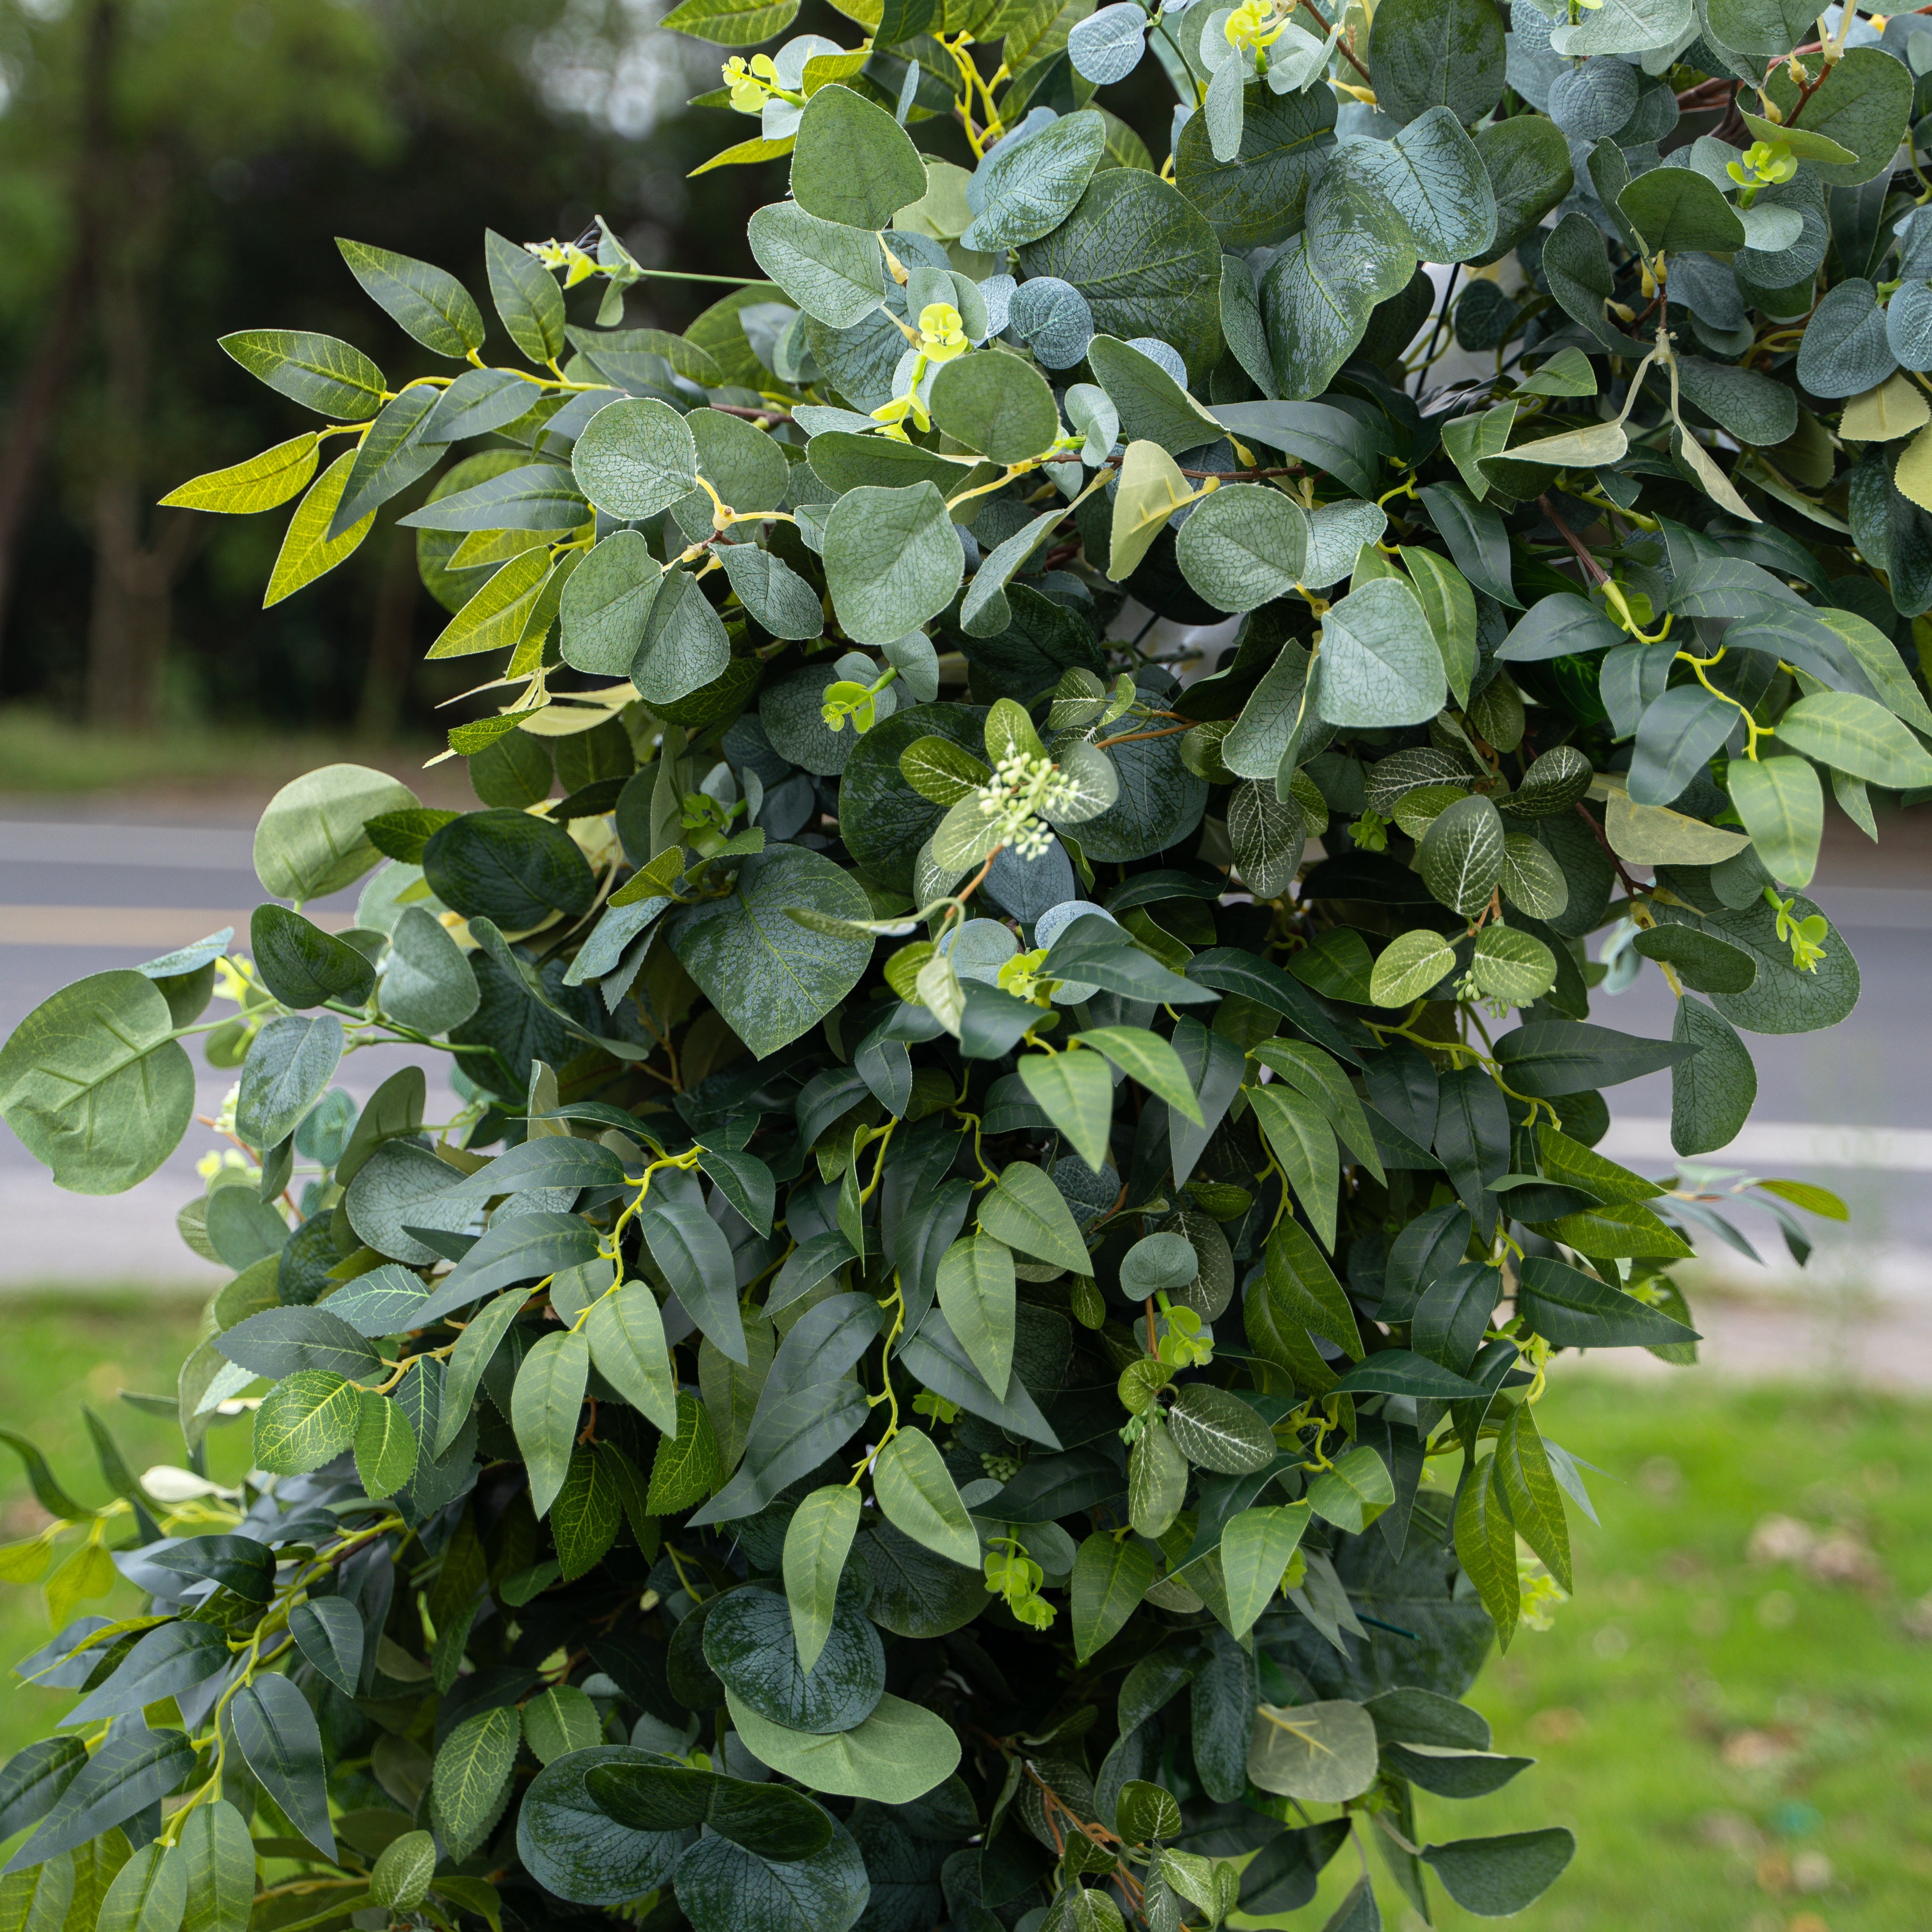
[0,0,804,740]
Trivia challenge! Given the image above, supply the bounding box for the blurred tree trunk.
[356,531,421,740]
[0,0,118,684]
[85,152,195,728]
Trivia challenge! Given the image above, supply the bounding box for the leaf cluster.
[1,4,1914,1924]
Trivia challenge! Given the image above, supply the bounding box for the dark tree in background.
[0,0,773,734]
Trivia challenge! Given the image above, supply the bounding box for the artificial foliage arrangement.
[3,0,1926,1922]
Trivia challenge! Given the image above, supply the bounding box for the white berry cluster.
[975,749,1079,859]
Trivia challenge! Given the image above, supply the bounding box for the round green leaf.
[669,847,873,1058]
[1631,924,1758,996]
[703,1585,885,1735]
[1670,994,1757,1157]
[381,905,481,1035]
[748,203,888,329]
[236,1014,345,1153]
[633,568,733,708]
[572,398,700,519]
[1174,484,1311,613]
[1498,744,1594,819]
[1018,168,1223,386]
[962,110,1108,252]
[560,530,663,677]
[516,1746,690,1906]
[724,1690,962,1802]
[422,810,598,930]
[1316,577,1448,727]
[688,408,791,515]
[928,352,1060,466]
[249,905,376,1010]
[1349,107,1498,262]
[1654,887,1859,1036]
[790,86,927,231]
[1120,1232,1197,1295]
[1072,722,1209,864]
[0,972,195,1194]
[1247,1699,1380,1802]
[255,763,418,903]
[673,1813,868,1932]
[1175,86,1337,251]
[824,482,964,646]
[1422,1829,1577,1917]
[1260,169,1417,404]
[1367,0,1505,125]
[1419,793,1506,918]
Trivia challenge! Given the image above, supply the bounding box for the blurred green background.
[2,1300,1928,1931]
[0,0,806,745]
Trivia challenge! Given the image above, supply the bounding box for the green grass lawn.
[2,1299,1928,1931]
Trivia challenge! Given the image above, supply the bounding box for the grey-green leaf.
[823,481,964,645]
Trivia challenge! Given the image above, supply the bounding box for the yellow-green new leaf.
[1018,1049,1115,1172]
[784,1484,861,1674]
[935,1233,1017,1399]
[872,1429,979,1570]
[160,436,319,515]
[1071,1531,1156,1662]
[1108,441,1194,582]
[428,550,553,660]
[265,451,376,608]
[1220,1503,1311,1638]
[512,1330,590,1518]
[1246,1082,1339,1249]
[584,1280,679,1435]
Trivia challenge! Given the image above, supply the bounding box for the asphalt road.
[3,797,1930,1313]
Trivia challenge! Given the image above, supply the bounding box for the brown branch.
[1179,464,1302,479]
[1094,721,1194,749]
[1537,494,1609,586]
[1296,0,1372,80]
[710,403,792,424]
[1674,77,1734,109]
[1573,799,1645,900]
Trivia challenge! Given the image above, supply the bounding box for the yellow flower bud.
[917,301,968,360]
[1223,0,1286,51]
[871,390,932,436]
[723,56,769,114]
